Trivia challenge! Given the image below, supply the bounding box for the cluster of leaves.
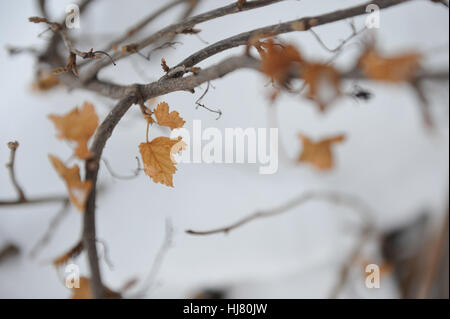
[139,102,186,187]
[256,38,423,171]
[258,38,422,111]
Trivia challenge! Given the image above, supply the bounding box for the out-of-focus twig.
[186,191,373,236]
[5,141,26,202]
[131,219,174,298]
[1,142,68,207]
[102,157,142,180]
[0,243,20,264]
[29,199,71,258]
[417,203,449,298]
[328,225,374,298]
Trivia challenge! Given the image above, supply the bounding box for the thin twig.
[29,199,71,258]
[328,226,374,298]
[102,157,142,180]
[0,195,68,207]
[80,0,285,81]
[96,239,114,270]
[186,191,373,235]
[5,141,26,202]
[103,0,189,52]
[174,0,413,70]
[131,219,174,298]
[195,82,222,119]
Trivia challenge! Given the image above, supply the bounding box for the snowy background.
[0,0,448,298]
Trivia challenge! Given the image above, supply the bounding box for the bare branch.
[195,81,222,119]
[80,0,286,81]
[131,219,174,298]
[175,0,413,70]
[329,226,374,298]
[5,141,26,202]
[103,0,190,52]
[0,195,69,207]
[186,191,374,235]
[29,199,71,258]
[102,157,142,180]
[1,141,68,207]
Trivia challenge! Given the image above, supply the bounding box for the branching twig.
[81,0,285,81]
[103,0,189,52]
[195,82,222,119]
[14,0,447,300]
[1,141,68,207]
[175,0,413,70]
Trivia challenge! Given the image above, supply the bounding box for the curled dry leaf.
[303,63,342,111]
[161,58,170,73]
[259,39,303,88]
[53,52,78,77]
[297,133,346,171]
[71,277,121,299]
[153,102,186,130]
[48,102,99,160]
[53,240,83,267]
[139,136,185,187]
[358,47,422,83]
[49,155,92,211]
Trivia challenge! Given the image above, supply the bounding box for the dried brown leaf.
[358,48,422,83]
[139,136,184,187]
[153,102,185,130]
[297,133,346,170]
[48,102,99,159]
[48,155,92,211]
[303,63,342,111]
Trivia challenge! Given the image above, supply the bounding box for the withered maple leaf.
[358,47,422,83]
[139,136,186,187]
[297,133,346,171]
[303,63,342,112]
[70,277,120,299]
[153,102,185,130]
[49,155,92,211]
[260,39,303,87]
[49,102,98,159]
[48,102,99,159]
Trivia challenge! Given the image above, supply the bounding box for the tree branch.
[186,191,374,235]
[102,0,190,52]
[5,141,25,202]
[80,0,285,81]
[1,141,67,207]
[175,0,413,70]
